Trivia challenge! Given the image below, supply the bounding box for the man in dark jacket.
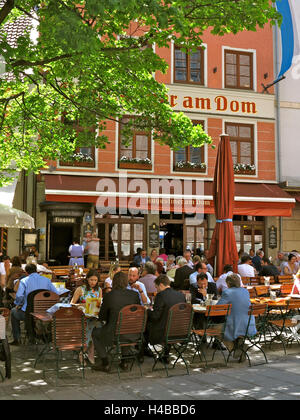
[259,257,280,277]
[92,271,140,372]
[173,257,194,290]
[190,273,217,304]
[143,275,186,362]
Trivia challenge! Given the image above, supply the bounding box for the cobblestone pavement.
[1,334,300,400]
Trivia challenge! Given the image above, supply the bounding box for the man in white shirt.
[216,264,243,294]
[127,267,150,305]
[183,250,194,269]
[189,262,215,285]
[238,255,255,278]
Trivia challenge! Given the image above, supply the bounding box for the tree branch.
[0,0,14,26]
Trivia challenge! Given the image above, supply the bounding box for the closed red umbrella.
[207,134,239,277]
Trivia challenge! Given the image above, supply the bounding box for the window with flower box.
[225,122,255,175]
[59,114,96,168]
[118,117,152,170]
[173,120,205,172]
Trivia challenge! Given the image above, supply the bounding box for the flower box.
[174,165,206,173]
[233,164,256,175]
[119,161,152,170]
[234,169,256,175]
[174,161,206,173]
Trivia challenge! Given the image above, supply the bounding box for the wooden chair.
[241,277,250,286]
[259,276,275,285]
[0,308,11,381]
[280,284,294,297]
[45,307,86,384]
[247,288,256,299]
[33,291,60,315]
[278,275,294,284]
[254,286,269,297]
[268,299,300,354]
[108,304,147,379]
[192,304,232,367]
[249,277,260,286]
[152,302,194,376]
[227,303,269,367]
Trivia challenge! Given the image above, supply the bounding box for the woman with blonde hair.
[104,262,121,291]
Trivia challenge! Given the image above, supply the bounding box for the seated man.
[127,267,150,305]
[92,271,140,372]
[259,257,280,277]
[238,255,255,278]
[10,263,59,345]
[142,275,186,362]
[190,272,217,330]
[189,262,215,285]
[190,273,217,304]
[173,257,194,290]
[133,249,150,267]
[216,264,243,295]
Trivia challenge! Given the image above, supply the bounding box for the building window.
[174,46,204,84]
[119,117,152,170]
[59,114,96,167]
[224,49,253,90]
[97,216,146,261]
[173,120,205,172]
[225,122,255,174]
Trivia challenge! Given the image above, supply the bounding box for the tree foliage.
[0,0,280,185]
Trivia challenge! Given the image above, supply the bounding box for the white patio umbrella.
[0,203,35,229]
[0,173,35,229]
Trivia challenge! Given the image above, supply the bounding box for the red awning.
[44,174,295,217]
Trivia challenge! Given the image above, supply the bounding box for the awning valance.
[45,174,295,217]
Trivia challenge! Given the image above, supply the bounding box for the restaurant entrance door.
[49,224,74,265]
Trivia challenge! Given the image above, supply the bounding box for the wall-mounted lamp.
[213,67,217,73]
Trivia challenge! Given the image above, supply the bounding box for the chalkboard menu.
[149,223,159,248]
[268,225,277,249]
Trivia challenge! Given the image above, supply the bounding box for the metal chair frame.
[152,303,194,377]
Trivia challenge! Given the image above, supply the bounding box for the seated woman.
[71,269,102,365]
[104,262,121,292]
[217,273,256,361]
[281,253,299,276]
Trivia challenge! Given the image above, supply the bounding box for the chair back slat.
[205,304,232,317]
[33,291,60,314]
[278,275,294,284]
[280,284,293,296]
[254,286,269,297]
[248,303,267,316]
[247,288,256,298]
[287,299,300,310]
[166,303,193,338]
[241,277,250,285]
[52,307,86,350]
[249,277,260,286]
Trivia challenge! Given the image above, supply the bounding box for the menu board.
[268,225,277,249]
[149,223,159,248]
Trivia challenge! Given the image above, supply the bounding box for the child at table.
[71,269,102,365]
